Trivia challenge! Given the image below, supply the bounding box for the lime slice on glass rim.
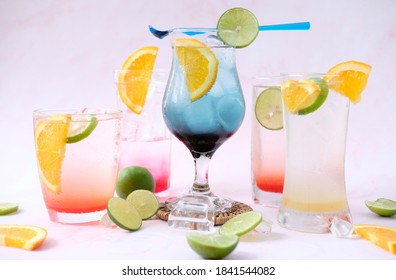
[186,233,239,260]
[255,87,283,130]
[66,114,98,144]
[282,77,329,115]
[0,203,19,215]
[216,7,259,48]
[126,190,159,220]
[219,211,263,236]
[365,198,396,217]
[107,197,142,231]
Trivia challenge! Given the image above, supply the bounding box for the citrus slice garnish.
[66,114,98,144]
[126,190,159,220]
[255,87,283,130]
[365,198,396,217]
[174,38,218,102]
[107,197,142,231]
[324,60,372,103]
[186,233,239,259]
[0,224,47,250]
[118,46,158,114]
[281,77,329,115]
[354,224,396,254]
[0,203,19,215]
[34,114,71,194]
[216,7,259,48]
[219,211,263,236]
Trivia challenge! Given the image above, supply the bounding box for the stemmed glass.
[162,29,245,230]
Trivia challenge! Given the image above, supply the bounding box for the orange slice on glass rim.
[174,38,218,102]
[34,114,71,194]
[354,224,396,254]
[0,224,47,250]
[324,60,372,103]
[118,46,158,114]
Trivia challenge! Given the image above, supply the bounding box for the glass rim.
[280,72,340,79]
[33,108,123,117]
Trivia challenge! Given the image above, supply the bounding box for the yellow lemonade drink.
[277,61,371,233]
[278,74,352,233]
[34,108,123,224]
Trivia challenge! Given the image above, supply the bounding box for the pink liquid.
[119,137,171,193]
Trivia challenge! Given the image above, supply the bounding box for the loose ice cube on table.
[329,216,354,238]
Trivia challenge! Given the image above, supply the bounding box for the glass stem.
[192,154,211,194]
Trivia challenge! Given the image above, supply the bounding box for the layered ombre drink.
[33,108,123,224]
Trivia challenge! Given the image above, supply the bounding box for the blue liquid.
[163,44,245,158]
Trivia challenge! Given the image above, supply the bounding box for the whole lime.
[116,166,155,199]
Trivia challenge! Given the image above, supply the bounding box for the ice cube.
[216,96,244,133]
[184,97,217,133]
[100,212,115,228]
[329,216,354,238]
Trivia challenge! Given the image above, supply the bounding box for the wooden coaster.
[156,201,253,226]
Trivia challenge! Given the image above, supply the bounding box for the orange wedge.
[0,225,47,250]
[34,114,71,194]
[354,224,396,254]
[324,60,372,103]
[118,46,158,114]
[174,38,218,101]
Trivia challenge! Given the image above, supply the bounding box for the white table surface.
[1,138,395,262]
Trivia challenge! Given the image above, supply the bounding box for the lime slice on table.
[365,198,396,217]
[0,203,19,215]
[126,190,159,220]
[219,211,263,236]
[186,233,239,260]
[282,77,329,115]
[216,7,259,48]
[255,87,283,130]
[107,197,142,231]
[66,114,98,144]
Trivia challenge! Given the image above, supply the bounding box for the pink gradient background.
[0,0,395,261]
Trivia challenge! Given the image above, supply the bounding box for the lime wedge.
[219,211,263,236]
[0,203,19,215]
[255,87,283,130]
[365,198,396,217]
[107,197,142,231]
[66,115,98,144]
[186,233,239,259]
[126,190,159,220]
[297,78,329,115]
[217,7,259,48]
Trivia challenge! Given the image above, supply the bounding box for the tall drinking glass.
[115,70,172,197]
[162,29,245,230]
[251,77,285,207]
[277,73,352,233]
[33,108,123,224]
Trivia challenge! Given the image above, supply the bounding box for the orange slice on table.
[118,46,158,114]
[0,225,47,250]
[324,60,372,103]
[34,114,71,194]
[174,38,218,102]
[354,224,396,254]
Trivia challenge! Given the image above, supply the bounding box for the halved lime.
[107,197,142,231]
[0,203,19,215]
[255,87,283,130]
[219,211,263,236]
[282,77,329,115]
[116,166,155,199]
[217,7,259,48]
[126,190,159,220]
[186,233,239,260]
[365,198,396,217]
[66,115,98,144]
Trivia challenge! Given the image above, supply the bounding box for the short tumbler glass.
[33,108,123,224]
